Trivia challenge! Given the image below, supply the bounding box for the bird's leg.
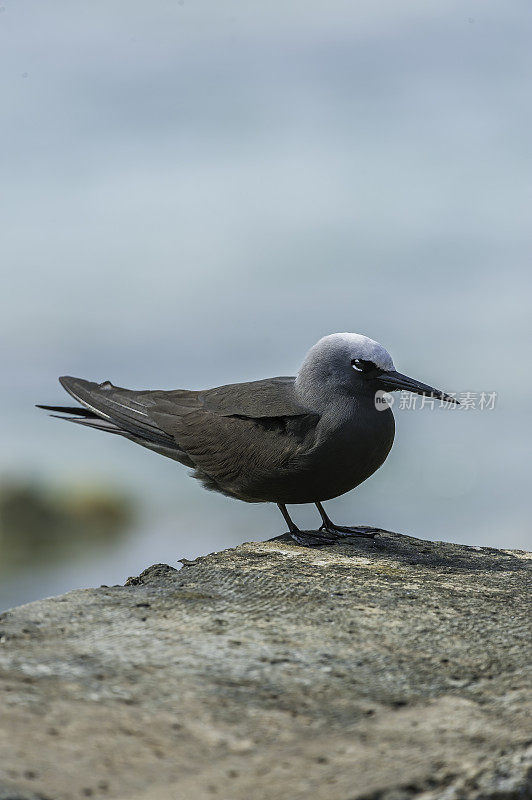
[277,504,337,547]
[315,501,382,539]
[277,503,299,534]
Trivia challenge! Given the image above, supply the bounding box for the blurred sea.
[1,0,530,609]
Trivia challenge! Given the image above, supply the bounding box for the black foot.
[288,527,381,547]
[288,529,339,547]
[319,524,383,539]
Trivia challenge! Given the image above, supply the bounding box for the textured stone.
[0,531,530,799]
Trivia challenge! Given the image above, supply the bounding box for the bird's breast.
[276,404,395,504]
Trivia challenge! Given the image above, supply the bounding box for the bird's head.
[295,333,458,410]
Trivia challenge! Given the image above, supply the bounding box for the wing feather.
[51,375,320,499]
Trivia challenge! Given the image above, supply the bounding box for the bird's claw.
[289,530,337,547]
[319,524,380,539]
[288,525,381,547]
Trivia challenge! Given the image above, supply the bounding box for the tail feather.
[50,415,122,432]
[58,376,175,448]
[36,404,97,418]
[37,376,195,468]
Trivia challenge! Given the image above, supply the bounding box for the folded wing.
[39,376,319,498]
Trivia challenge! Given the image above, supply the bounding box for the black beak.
[376,370,459,404]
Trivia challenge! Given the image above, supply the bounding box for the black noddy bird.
[38,333,458,547]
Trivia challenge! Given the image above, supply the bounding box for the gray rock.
[0,531,530,800]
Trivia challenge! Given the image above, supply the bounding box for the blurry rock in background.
[0,480,135,573]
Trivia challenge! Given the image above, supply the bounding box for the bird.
[38,333,458,547]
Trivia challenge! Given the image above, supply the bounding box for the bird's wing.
[151,378,319,497]
[150,381,317,499]
[49,377,198,466]
[56,377,185,448]
[160,408,319,499]
[52,376,319,491]
[197,377,310,418]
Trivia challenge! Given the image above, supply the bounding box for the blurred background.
[1,0,530,610]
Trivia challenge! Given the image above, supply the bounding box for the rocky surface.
[0,530,530,800]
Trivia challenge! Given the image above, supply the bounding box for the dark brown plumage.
[38,333,457,545]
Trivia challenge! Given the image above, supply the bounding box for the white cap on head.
[307,333,395,372]
[295,332,395,409]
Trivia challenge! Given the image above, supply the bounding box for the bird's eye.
[351,358,376,373]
